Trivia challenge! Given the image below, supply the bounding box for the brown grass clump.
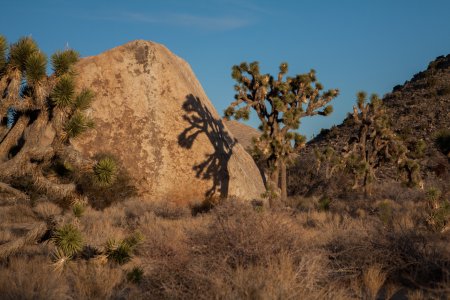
[0,257,69,300]
[66,262,124,299]
[362,264,386,300]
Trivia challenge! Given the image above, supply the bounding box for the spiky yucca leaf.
[25,51,47,85]
[321,105,333,116]
[105,239,132,265]
[74,88,94,111]
[93,157,118,187]
[72,200,86,218]
[0,35,7,72]
[123,231,143,248]
[51,247,72,273]
[52,223,83,256]
[51,49,79,76]
[51,74,75,107]
[127,267,144,284]
[64,112,94,139]
[9,36,39,71]
[105,232,142,265]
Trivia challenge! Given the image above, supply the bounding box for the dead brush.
[190,201,304,268]
[327,224,450,295]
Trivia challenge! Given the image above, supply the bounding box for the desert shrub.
[426,187,442,208]
[437,85,450,96]
[284,196,317,212]
[412,139,427,158]
[435,129,450,156]
[362,264,387,300]
[93,156,118,187]
[317,196,332,211]
[105,232,142,265]
[0,257,69,299]
[52,223,83,257]
[208,253,337,300]
[72,200,86,218]
[190,201,303,268]
[76,155,137,209]
[149,201,191,219]
[33,202,62,220]
[127,266,144,284]
[423,185,450,231]
[66,262,123,299]
[377,200,393,225]
[327,226,450,294]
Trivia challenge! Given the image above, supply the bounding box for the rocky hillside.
[289,54,450,196]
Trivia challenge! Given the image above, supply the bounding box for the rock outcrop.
[72,40,265,205]
[222,119,261,151]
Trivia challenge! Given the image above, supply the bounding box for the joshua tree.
[225,62,338,205]
[0,35,116,203]
[314,146,343,179]
[344,92,420,195]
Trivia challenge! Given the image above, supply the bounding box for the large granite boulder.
[72,40,265,205]
[222,119,261,151]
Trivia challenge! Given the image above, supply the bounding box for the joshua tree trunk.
[268,158,280,207]
[280,160,287,202]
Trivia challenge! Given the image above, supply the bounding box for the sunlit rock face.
[72,40,265,205]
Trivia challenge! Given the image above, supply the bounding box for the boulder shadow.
[178,94,236,202]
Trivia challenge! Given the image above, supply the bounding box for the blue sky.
[2,0,450,138]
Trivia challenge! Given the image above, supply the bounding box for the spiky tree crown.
[345,91,421,192]
[0,35,120,205]
[226,61,339,162]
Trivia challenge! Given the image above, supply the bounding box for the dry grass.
[0,193,449,299]
[0,257,70,300]
[362,264,386,300]
[66,262,124,299]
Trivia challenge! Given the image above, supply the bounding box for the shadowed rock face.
[72,40,265,205]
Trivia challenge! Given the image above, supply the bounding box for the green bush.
[317,197,331,211]
[52,224,83,256]
[72,201,86,218]
[93,156,118,187]
[377,201,393,225]
[105,232,142,265]
[127,267,144,284]
[435,129,450,156]
[428,200,450,232]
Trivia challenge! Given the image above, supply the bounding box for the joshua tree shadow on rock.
[178,94,236,201]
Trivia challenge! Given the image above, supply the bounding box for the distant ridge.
[289,54,450,196]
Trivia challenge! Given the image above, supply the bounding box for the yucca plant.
[72,200,87,218]
[127,267,144,284]
[51,247,72,273]
[9,36,39,71]
[105,232,142,265]
[64,112,94,139]
[74,88,95,111]
[51,74,76,108]
[25,52,47,86]
[51,49,79,76]
[93,156,118,187]
[52,223,83,257]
